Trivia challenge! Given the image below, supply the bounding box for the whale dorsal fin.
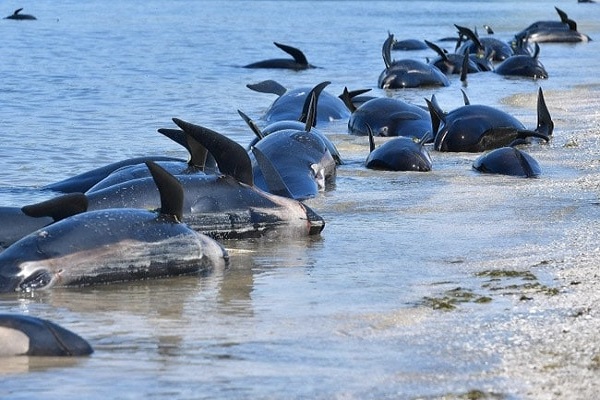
[535,88,554,137]
[382,33,395,69]
[157,128,211,169]
[246,80,287,96]
[366,125,376,153]
[454,24,483,53]
[21,193,88,222]
[303,92,318,132]
[145,161,183,222]
[273,42,309,66]
[171,118,254,186]
[237,110,264,141]
[299,81,330,126]
[459,49,469,86]
[555,7,570,24]
[460,89,471,106]
[419,132,432,148]
[251,147,294,198]
[339,87,357,113]
[424,40,449,61]
[14,8,24,16]
[425,96,444,137]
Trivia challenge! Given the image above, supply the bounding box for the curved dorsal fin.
[555,7,569,24]
[21,193,88,222]
[237,110,264,141]
[246,80,287,96]
[303,92,317,132]
[366,125,376,153]
[157,128,210,169]
[454,24,483,52]
[299,81,330,126]
[419,132,433,148]
[273,42,309,66]
[382,33,394,69]
[460,89,470,106]
[536,88,554,137]
[424,40,449,60]
[145,161,183,222]
[251,147,294,198]
[533,42,541,59]
[14,8,23,15]
[339,87,357,113]
[425,96,443,137]
[171,118,254,186]
[460,49,469,87]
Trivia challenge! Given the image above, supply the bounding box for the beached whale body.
[428,88,553,152]
[366,130,432,172]
[514,7,591,43]
[378,33,449,89]
[0,315,93,357]
[0,119,325,249]
[247,79,350,123]
[473,143,541,178]
[0,162,229,293]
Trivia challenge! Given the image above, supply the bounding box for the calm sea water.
[1,1,599,398]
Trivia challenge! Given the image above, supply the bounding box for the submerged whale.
[495,43,548,79]
[514,7,591,43]
[246,79,350,123]
[248,92,336,200]
[473,140,541,178]
[366,128,432,172]
[378,33,450,89]
[244,42,316,70]
[0,162,229,293]
[341,91,432,141]
[0,314,93,357]
[4,8,36,20]
[240,81,343,165]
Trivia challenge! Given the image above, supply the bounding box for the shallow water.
[0,1,600,398]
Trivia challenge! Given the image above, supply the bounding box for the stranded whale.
[0,162,229,293]
[0,314,93,356]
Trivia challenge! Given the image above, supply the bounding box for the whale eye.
[19,270,52,292]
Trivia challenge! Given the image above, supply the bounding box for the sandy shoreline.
[493,87,600,399]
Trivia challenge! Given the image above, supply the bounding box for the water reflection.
[0,356,90,375]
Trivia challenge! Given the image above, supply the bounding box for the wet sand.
[481,86,600,399]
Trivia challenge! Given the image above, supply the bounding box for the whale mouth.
[18,269,53,292]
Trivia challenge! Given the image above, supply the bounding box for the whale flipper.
[246,80,287,96]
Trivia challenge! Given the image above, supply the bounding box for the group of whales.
[0,5,590,356]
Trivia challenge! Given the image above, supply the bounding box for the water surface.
[1,1,599,398]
